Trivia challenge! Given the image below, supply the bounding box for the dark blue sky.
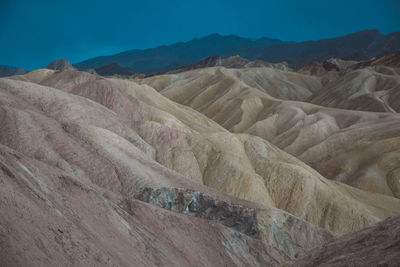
[1,0,399,70]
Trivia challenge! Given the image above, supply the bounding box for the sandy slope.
[286,213,400,266]
[142,67,321,102]
[0,70,338,262]
[0,144,287,266]
[139,66,400,200]
[1,66,400,265]
[4,69,400,237]
[309,67,400,112]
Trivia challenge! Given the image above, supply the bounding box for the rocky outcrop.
[133,187,259,238]
[46,58,74,70]
[133,187,333,259]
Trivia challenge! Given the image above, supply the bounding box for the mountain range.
[75,29,400,73]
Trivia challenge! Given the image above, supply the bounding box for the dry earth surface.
[138,59,400,201]
[1,55,400,266]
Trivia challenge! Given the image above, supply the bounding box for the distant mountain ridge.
[240,29,400,67]
[75,34,283,73]
[75,29,400,73]
[95,63,137,76]
[0,66,27,77]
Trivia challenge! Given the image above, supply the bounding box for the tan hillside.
[3,69,399,238]
[138,66,400,200]
[0,144,288,266]
[309,67,400,112]
[1,66,400,265]
[142,66,321,102]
